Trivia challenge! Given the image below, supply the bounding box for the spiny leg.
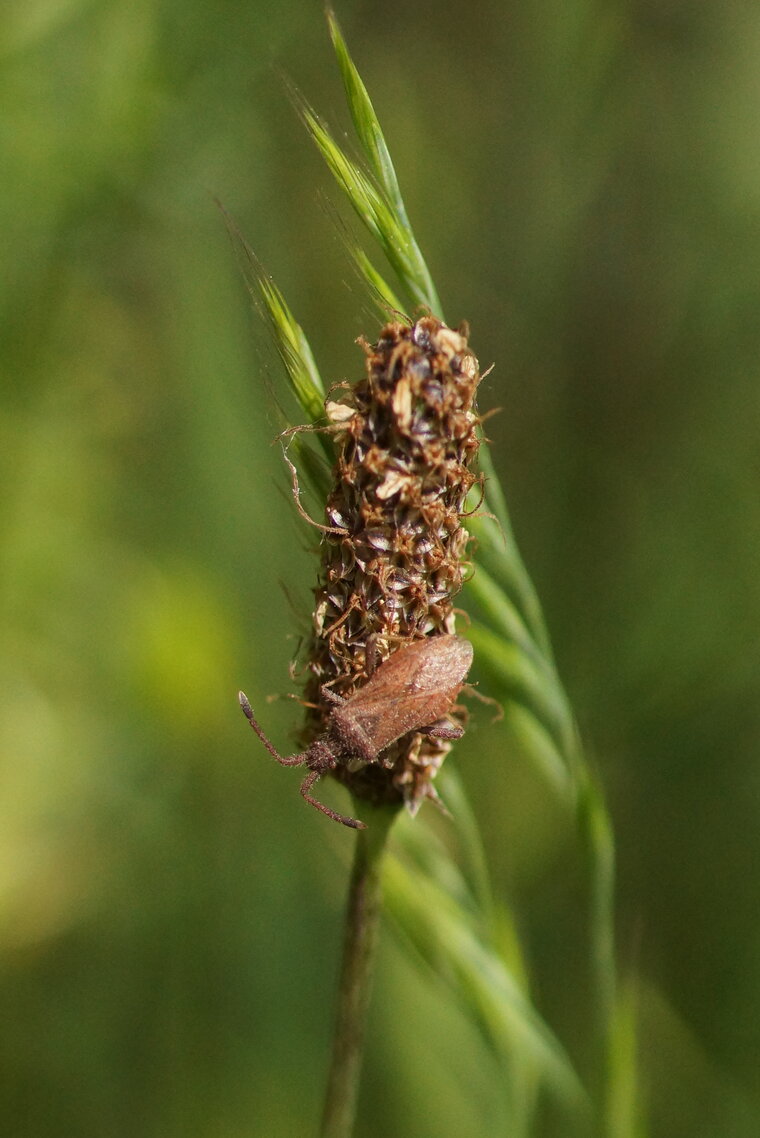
[299,769,366,830]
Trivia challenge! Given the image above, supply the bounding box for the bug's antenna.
[238,692,306,768]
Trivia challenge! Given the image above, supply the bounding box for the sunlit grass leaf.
[464,561,552,679]
[435,767,495,921]
[387,819,590,1118]
[255,272,326,427]
[327,6,406,219]
[218,201,329,449]
[326,7,442,318]
[467,621,576,762]
[467,505,555,663]
[296,100,438,316]
[606,975,644,1138]
[347,243,406,319]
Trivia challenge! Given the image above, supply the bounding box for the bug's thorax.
[327,706,377,765]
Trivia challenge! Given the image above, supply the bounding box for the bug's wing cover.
[350,636,473,754]
[404,635,473,690]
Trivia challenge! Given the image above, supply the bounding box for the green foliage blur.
[2,0,760,1135]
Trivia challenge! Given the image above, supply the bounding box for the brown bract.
[301,315,483,814]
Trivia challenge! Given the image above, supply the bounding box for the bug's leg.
[299,769,367,830]
[419,718,465,741]
[463,684,504,722]
[321,686,345,706]
[238,691,306,767]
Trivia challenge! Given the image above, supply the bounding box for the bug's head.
[302,736,339,774]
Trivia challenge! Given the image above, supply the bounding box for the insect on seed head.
[239,635,473,828]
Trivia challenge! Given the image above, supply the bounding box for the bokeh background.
[3,0,760,1134]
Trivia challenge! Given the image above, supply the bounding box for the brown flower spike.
[242,315,483,825]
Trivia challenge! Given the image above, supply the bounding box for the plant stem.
[320,805,399,1138]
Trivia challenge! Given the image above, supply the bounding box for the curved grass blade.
[326,7,442,318]
[295,98,437,315]
[467,500,556,663]
[347,243,406,319]
[386,822,591,1120]
[218,201,329,445]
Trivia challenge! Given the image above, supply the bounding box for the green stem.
[576,768,617,1127]
[320,805,399,1138]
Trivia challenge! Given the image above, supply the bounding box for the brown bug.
[239,634,473,829]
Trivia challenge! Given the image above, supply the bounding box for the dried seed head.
[301,315,483,815]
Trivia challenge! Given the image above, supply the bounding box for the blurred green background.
[3,0,760,1134]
